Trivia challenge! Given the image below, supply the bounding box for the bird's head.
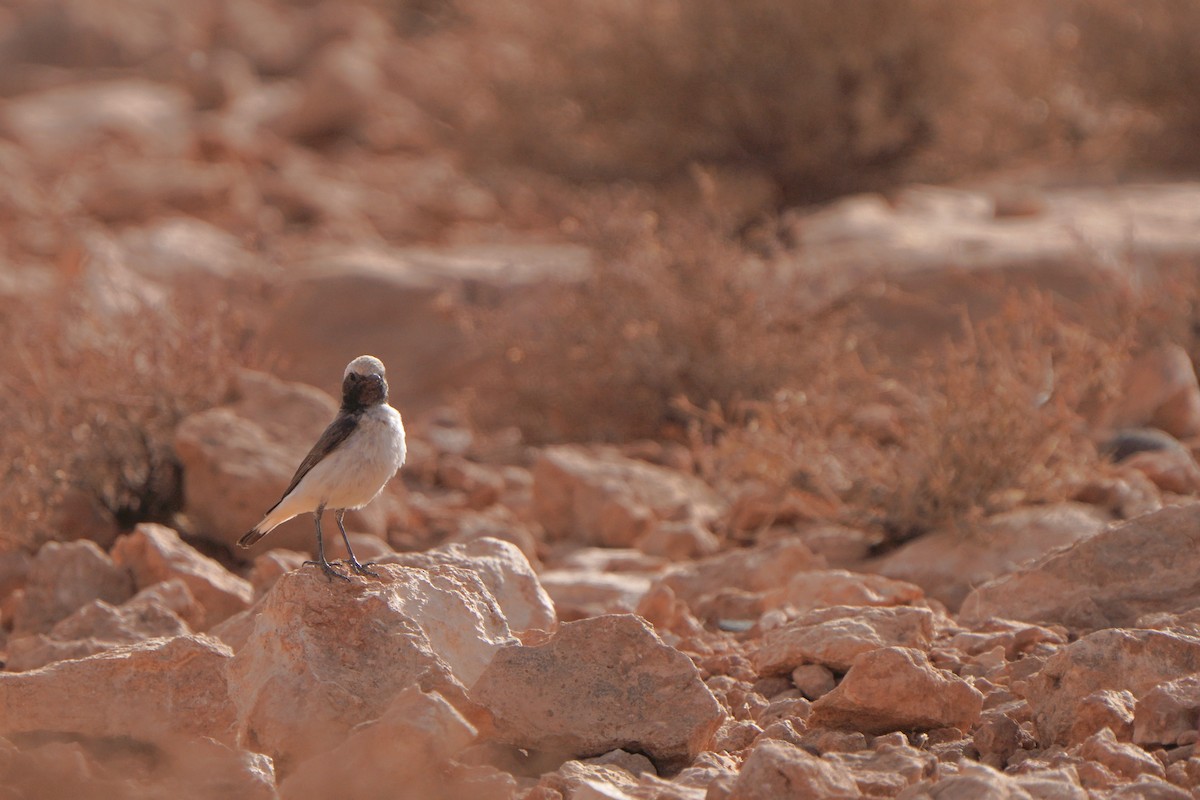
[342,355,388,409]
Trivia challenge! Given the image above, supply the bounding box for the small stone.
[792,664,838,700]
[810,647,983,734]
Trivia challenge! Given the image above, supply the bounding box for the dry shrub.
[1065,0,1200,170]
[0,270,255,551]
[387,0,1200,210]
[465,199,809,441]
[865,293,1129,541]
[401,0,977,201]
[392,0,1200,204]
[688,290,1131,545]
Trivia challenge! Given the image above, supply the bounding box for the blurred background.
[2,0,1200,555]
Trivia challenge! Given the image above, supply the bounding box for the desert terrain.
[4,1,1200,798]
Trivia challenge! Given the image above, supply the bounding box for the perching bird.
[238,355,407,581]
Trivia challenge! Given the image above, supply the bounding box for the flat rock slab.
[755,605,935,674]
[0,634,236,744]
[870,503,1108,610]
[960,503,1200,632]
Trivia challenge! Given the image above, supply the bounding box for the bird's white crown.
[345,355,386,378]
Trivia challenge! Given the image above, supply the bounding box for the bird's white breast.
[292,403,406,512]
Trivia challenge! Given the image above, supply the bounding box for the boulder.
[1122,448,1200,495]
[532,445,724,547]
[1023,628,1200,746]
[248,549,308,596]
[1106,778,1192,799]
[208,607,259,654]
[1072,470,1163,520]
[945,618,1068,661]
[1133,676,1200,746]
[973,708,1036,770]
[896,762,1087,800]
[870,503,1109,610]
[437,455,506,510]
[527,759,643,800]
[960,504,1200,631]
[539,568,654,620]
[755,606,936,674]
[111,523,253,629]
[540,548,665,619]
[115,217,258,280]
[11,540,134,634]
[826,740,937,796]
[809,647,983,734]
[1112,344,1200,439]
[1061,690,1136,745]
[470,614,725,769]
[445,505,541,567]
[0,79,192,161]
[128,578,206,630]
[6,588,190,671]
[227,563,514,770]
[637,518,721,561]
[727,739,860,800]
[279,687,499,800]
[655,539,824,610]
[1079,727,1164,781]
[256,244,590,414]
[792,664,838,700]
[378,536,556,638]
[766,570,925,615]
[78,160,239,224]
[0,734,276,800]
[0,634,236,743]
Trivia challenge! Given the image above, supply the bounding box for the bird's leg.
[336,509,380,578]
[304,505,349,582]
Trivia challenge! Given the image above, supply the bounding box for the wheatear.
[238,355,407,581]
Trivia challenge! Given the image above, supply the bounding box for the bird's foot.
[343,558,380,578]
[304,558,350,582]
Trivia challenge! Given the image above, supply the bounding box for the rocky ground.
[4,358,1200,800]
[6,1,1200,799]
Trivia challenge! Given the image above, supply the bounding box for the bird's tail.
[237,495,305,548]
[237,527,269,549]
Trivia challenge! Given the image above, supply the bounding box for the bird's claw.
[343,559,380,578]
[304,559,350,582]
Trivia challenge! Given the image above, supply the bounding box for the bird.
[238,355,407,581]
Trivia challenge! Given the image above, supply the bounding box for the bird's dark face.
[342,370,387,410]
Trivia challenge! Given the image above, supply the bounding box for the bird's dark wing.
[268,412,360,508]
